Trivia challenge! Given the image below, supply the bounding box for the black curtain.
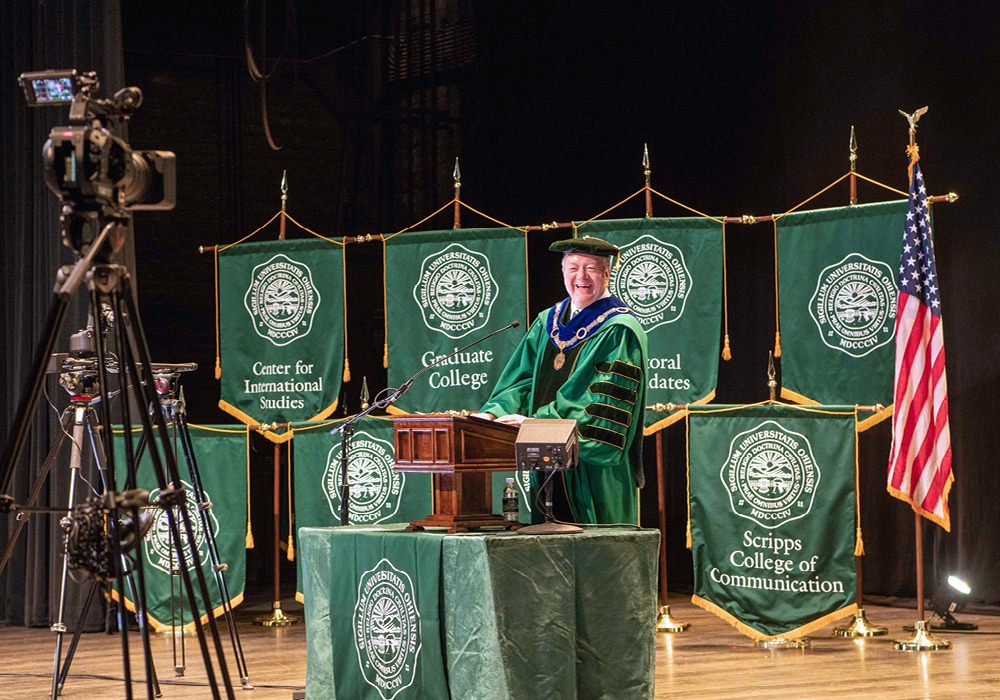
[1,0,124,627]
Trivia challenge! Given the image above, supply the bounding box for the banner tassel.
[721,334,732,361]
[854,526,865,556]
[773,331,782,358]
[343,358,351,384]
[686,520,693,549]
[383,342,389,369]
[245,429,254,549]
[215,356,221,379]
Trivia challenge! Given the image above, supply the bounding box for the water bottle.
[502,477,519,523]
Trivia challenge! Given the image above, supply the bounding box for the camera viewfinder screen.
[31,78,74,104]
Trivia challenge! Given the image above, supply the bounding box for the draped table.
[299,524,658,700]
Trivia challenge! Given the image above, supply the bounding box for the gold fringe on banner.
[692,595,858,642]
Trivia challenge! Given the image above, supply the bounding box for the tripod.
[1,220,236,699]
[148,375,252,689]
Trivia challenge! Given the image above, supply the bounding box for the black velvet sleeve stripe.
[585,402,632,428]
[596,360,642,384]
[589,380,636,405]
[580,424,627,450]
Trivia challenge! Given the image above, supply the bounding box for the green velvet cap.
[548,235,620,256]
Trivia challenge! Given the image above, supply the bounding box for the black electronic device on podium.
[514,418,582,534]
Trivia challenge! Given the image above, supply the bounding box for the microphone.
[330,320,521,435]
[392,320,520,399]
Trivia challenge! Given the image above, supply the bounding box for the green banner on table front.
[384,228,527,414]
[218,238,345,434]
[687,403,858,640]
[776,201,907,429]
[113,424,248,632]
[577,218,723,433]
[317,527,449,700]
[291,416,433,599]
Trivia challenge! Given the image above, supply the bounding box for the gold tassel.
[246,527,255,549]
[721,334,732,361]
[383,342,389,369]
[287,536,295,561]
[343,358,351,383]
[854,526,865,556]
[774,331,782,358]
[215,357,221,379]
[686,520,693,549]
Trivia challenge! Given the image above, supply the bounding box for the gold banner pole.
[655,430,689,632]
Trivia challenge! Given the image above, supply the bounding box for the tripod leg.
[0,292,70,496]
[50,406,89,700]
[177,411,252,687]
[113,278,233,698]
[55,580,100,694]
[0,409,71,577]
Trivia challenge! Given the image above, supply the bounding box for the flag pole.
[891,107,949,651]
[655,430,689,632]
[849,127,858,205]
[453,158,462,230]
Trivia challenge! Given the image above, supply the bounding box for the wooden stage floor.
[1,597,998,698]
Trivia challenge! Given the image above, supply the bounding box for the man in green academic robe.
[477,237,648,524]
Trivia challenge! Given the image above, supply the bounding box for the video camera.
[18,69,176,218]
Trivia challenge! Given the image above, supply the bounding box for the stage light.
[928,575,977,631]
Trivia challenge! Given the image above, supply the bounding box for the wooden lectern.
[393,415,518,532]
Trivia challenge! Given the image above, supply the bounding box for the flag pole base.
[254,601,300,627]
[754,636,811,649]
[832,608,888,637]
[892,620,951,651]
[655,605,691,633]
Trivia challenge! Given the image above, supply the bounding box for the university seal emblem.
[322,432,403,524]
[354,558,422,700]
[809,252,896,358]
[144,480,218,575]
[611,235,692,330]
[721,420,820,529]
[243,253,321,347]
[413,243,497,339]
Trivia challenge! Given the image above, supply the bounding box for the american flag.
[887,155,953,531]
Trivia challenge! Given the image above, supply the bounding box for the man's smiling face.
[562,252,610,310]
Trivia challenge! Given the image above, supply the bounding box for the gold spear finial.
[849,126,858,171]
[453,158,461,193]
[360,376,370,411]
[281,169,288,202]
[767,351,777,401]
[642,143,650,178]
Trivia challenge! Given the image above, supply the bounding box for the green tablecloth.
[300,525,659,700]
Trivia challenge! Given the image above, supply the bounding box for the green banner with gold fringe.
[218,238,345,435]
[687,403,858,640]
[776,201,907,429]
[291,416,434,599]
[576,218,724,433]
[384,228,527,414]
[113,424,248,632]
